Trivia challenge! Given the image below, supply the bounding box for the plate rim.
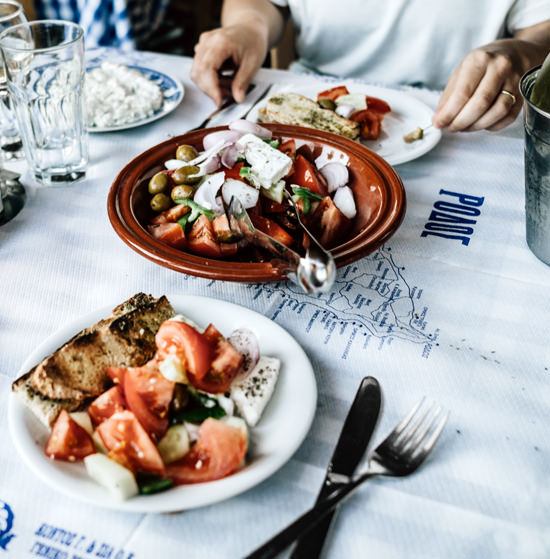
[8,294,317,513]
[246,80,442,166]
[86,63,184,134]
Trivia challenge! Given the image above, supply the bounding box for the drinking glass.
[0,0,25,159]
[0,20,88,185]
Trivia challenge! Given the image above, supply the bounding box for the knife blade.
[290,376,381,559]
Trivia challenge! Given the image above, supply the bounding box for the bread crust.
[12,293,175,427]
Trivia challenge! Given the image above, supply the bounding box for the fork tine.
[385,396,425,444]
[398,400,437,448]
[411,410,449,462]
[403,404,443,451]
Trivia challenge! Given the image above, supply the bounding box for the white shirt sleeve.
[506,0,550,33]
[269,0,289,6]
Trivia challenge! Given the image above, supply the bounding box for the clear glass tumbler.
[0,20,89,185]
[0,0,26,160]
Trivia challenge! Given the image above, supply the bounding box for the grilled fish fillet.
[12,293,175,427]
[257,92,360,140]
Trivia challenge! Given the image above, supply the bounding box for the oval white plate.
[8,295,317,513]
[247,81,442,166]
[86,64,184,133]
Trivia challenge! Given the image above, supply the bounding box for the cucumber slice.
[157,424,190,464]
[69,411,93,435]
[158,354,188,383]
[84,454,138,500]
[91,430,107,454]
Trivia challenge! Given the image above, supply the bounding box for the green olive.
[172,165,201,185]
[176,144,199,162]
[318,97,336,111]
[171,184,194,201]
[148,171,169,195]
[150,192,171,212]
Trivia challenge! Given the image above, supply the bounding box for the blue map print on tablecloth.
[246,247,440,358]
[0,500,15,551]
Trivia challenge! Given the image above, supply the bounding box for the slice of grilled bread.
[257,92,360,140]
[12,293,175,427]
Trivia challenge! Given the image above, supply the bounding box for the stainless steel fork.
[244,398,449,559]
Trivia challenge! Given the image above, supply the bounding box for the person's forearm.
[514,21,550,69]
[221,0,286,49]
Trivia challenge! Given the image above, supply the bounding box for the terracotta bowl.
[107,123,406,282]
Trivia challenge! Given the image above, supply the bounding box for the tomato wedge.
[223,161,245,182]
[317,85,349,101]
[148,222,187,250]
[188,214,222,258]
[366,96,391,114]
[278,139,296,160]
[290,154,328,197]
[212,214,236,243]
[165,418,247,484]
[351,108,387,140]
[106,366,126,385]
[188,324,244,393]
[151,204,191,225]
[250,214,294,247]
[45,410,95,461]
[97,410,165,475]
[88,385,126,426]
[308,196,351,248]
[123,366,174,440]
[155,320,214,381]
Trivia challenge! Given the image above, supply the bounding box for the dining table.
[1,47,549,559]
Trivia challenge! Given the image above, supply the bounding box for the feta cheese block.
[236,133,292,190]
[230,355,280,427]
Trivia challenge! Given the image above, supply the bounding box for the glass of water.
[0,20,88,185]
[0,1,26,160]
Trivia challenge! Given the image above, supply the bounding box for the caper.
[318,97,336,111]
[150,192,171,212]
[172,165,201,185]
[148,171,169,195]
[176,144,199,162]
[171,184,194,201]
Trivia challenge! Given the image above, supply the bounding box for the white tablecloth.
[1,49,549,559]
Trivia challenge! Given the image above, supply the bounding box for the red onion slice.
[193,172,225,213]
[229,327,260,377]
[320,162,349,193]
[203,130,243,151]
[196,153,221,175]
[221,144,243,169]
[229,119,272,140]
[333,186,357,219]
[222,179,259,209]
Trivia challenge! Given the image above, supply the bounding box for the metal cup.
[0,20,88,185]
[520,65,550,266]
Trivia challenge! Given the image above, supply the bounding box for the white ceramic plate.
[86,64,184,133]
[247,81,442,166]
[8,295,317,513]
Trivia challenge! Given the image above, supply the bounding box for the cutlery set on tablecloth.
[245,377,448,559]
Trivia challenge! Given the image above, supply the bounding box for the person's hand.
[191,24,269,107]
[433,39,528,132]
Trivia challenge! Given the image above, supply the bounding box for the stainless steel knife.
[290,376,382,559]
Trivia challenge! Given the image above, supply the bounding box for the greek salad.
[44,315,280,499]
[146,119,358,258]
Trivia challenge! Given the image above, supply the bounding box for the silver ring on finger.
[500,89,516,105]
